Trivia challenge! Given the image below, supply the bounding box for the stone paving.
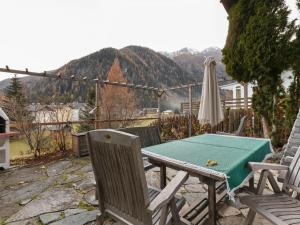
[0,157,273,225]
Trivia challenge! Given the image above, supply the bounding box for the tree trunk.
[297,73,300,106]
[271,93,278,144]
[261,116,270,138]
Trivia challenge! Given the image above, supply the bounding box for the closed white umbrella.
[198,57,224,127]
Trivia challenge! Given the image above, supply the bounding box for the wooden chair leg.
[248,177,255,193]
[244,170,269,225]
[267,171,281,193]
[170,198,181,225]
[255,170,269,195]
[96,213,106,225]
[244,210,256,225]
[159,205,169,225]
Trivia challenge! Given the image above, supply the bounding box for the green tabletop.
[143,134,272,192]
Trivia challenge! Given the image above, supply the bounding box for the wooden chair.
[119,126,161,148]
[217,116,246,136]
[240,147,300,225]
[281,109,300,166]
[276,110,300,183]
[72,126,161,158]
[86,129,188,225]
[119,126,161,171]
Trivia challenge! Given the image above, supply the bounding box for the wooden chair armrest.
[284,156,293,164]
[147,171,188,213]
[216,131,229,135]
[216,131,235,136]
[248,162,289,171]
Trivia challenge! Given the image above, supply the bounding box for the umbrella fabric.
[198,57,224,126]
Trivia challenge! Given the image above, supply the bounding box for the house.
[220,82,254,100]
[220,71,293,100]
[28,103,85,124]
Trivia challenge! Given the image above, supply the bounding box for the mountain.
[0,46,231,106]
[26,46,195,104]
[161,47,231,81]
[160,47,200,58]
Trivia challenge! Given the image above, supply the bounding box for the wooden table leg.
[160,164,166,189]
[249,176,255,193]
[208,178,217,225]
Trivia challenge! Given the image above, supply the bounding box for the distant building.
[162,110,175,116]
[28,102,85,124]
[141,108,159,116]
[220,82,254,100]
[220,72,293,100]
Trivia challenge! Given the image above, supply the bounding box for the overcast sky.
[0,0,299,81]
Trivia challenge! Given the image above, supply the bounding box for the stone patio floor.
[0,157,273,225]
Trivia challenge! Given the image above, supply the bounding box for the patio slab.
[6,187,82,223]
[0,157,273,225]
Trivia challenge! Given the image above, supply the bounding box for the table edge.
[142,149,226,181]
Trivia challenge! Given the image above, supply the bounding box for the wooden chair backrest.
[119,126,161,148]
[86,129,152,225]
[285,147,300,193]
[281,109,300,165]
[235,116,246,136]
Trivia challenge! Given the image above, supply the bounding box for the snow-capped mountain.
[161,47,231,81]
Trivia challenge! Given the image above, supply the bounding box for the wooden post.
[95,80,101,129]
[244,83,248,110]
[188,84,192,137]
[157,91,161,123]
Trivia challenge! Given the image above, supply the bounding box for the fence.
[181,98,252,114]
[155,108,264,141]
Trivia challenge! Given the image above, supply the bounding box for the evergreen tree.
[5,74,26,106]
[4,75,27,120]
[223,0,295,142]
[284,0,300,135]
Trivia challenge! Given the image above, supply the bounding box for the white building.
[220,71,293,100]
[220,82,254,99]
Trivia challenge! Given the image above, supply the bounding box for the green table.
[142,134,272,225]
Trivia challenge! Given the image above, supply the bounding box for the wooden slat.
[119,126,161,148]
[241,195,291,225]
[87,129,188,225]
[241,194,300,225]
[284,218,300,224]
[87,130,152,224]
[287,147,300,190]
[273,210,300,216]
[278,215,300,220]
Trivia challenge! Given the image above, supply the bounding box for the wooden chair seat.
[240,148,300,225]
[148,187,185,225]
[240,194,300,225]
